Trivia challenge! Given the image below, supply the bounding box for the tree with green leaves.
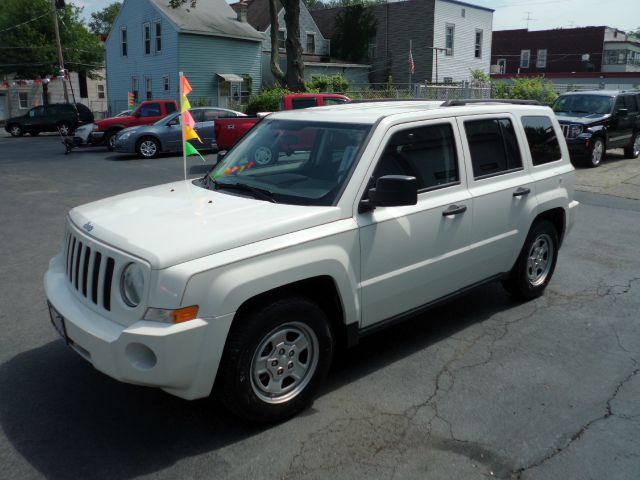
[169,0,306,91]
[0,0,104,79]
[88,2,122,36]
[331,3,377,62]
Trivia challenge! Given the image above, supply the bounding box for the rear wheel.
[105,131,118,151]
[585,137,605,168]
[9,124,23,137]
[502,220,559,300]
[57,121,72,136]
[137,137,160,159]
[624,132,640,159]
[217,296,333,423]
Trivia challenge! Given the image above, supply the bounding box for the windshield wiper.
[214,181,277,203]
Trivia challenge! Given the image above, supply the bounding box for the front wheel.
[57,121,72,136]
[105,131,118,151]
[217,296,333,423]
[585,137,605,168]
[137,137,160,159]
[502,220,559,300]
[624,132,640,159]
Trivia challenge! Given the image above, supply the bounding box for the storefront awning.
[216,73,244,83]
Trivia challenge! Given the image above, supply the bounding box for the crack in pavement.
[283,276,639,480]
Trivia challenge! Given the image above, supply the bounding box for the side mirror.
[134,111,141,118]
[360,175,418,212]
[617,108,629,117]
[167,119,179,126]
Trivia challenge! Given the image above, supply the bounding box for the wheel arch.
[532,207,566,247]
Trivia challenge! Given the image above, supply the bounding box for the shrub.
[245,87,292,115]
[305,74,350,94]
[492,77,558,105]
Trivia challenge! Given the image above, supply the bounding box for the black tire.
[8,124,23,137]
[30,130,40,136]
[136,137,160,159]
[217,296,333,423]
[502,220,559,300]
[57,121,73,136]
[624,132,640,159]
[584,137,605,168]
[252,145,278,166]
[105,131,118,151]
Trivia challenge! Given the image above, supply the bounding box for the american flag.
[409,49,415,75]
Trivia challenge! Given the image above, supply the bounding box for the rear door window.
[138,103,161,117]
[622,95,638,112]
[464,118,523,179]
[291,98,317,109]
[521,116,562,166]
[165,102,177,114]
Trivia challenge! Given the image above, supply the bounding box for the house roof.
[150,0,264,42]
[230,0,284,33]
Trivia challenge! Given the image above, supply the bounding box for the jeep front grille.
[560,124,570,138]
[64,230,116,311]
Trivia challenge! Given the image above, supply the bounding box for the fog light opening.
[125,342,157,370]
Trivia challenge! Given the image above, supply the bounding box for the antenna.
[523,11,537,30]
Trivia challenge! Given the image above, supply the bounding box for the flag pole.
[409,39,412,87]
[179,71,187,181]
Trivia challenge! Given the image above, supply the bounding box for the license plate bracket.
[48,302,68,343]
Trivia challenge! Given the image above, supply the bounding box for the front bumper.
[113,134,138,153]
[44,254,232,400]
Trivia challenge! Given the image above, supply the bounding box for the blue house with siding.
[105,0,264,114]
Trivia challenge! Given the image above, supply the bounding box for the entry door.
[358,120,474,328]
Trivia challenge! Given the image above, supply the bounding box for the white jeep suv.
[45,100,578,422]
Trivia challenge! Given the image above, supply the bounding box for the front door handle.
[442,204,467,216]
[513,187,531,197]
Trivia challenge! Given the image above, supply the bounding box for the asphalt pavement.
[0,133,639,480]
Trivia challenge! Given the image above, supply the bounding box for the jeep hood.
[555,112,610,124]
[69,180,342,269]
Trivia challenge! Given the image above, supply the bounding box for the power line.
[0,10,52,35]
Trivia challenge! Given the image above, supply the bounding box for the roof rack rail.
[348,98,438,103]
[441,99,542,106]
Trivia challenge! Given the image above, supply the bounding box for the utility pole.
[523,12,536,30]
[51,0,69,103]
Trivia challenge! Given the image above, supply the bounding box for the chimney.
[237,0,248,23]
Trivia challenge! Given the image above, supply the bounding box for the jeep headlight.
[121,263,145,307]
[568,124,583,138]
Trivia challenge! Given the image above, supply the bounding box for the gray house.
[232,0,370,87]
[105,0,264,114]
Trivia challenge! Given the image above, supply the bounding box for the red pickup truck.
[82,99,179,150]
[214,93,349,151]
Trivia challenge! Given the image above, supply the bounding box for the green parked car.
[4,103,94,137]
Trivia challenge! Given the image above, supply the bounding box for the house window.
[497,58,506,73]
[520,49,531,68]
[277,30,285,50]
[18,92,28,109]
[368,41,376,59]
[445,24,454,56]
[144,76,152,100]
[121,27,128,56]
[306,33,315,54]
[97,84,105,99]
[155,22,162,53]
[131,76,139,101]
[536,49,547,68]
[461,8,465,17]
[443,77,453,83]
[474,30,483,58]
[143,23,151,55]
[163,75,169,92]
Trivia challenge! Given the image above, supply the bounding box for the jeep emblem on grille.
[83,222,94,232]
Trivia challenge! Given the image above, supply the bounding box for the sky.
[76,0,640,33]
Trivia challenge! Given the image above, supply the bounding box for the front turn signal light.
[144,305,199,324]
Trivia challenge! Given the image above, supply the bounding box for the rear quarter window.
[521,116,562,166]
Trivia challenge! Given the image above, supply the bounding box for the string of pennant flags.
[1,75,67,88]
[179,73,205,179]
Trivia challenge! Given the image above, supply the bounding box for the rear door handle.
[513,187,531,197]
[442,204,467,216]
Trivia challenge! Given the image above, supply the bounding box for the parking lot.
[1,132,639,480]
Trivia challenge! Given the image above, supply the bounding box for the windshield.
[552,95,614,115]
[206,119,371,206]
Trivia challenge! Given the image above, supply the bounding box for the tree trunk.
[282,0,305,91]
[269,0,286,86]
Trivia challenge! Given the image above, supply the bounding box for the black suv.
[4,103,94,137]
[552,90,640,167]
